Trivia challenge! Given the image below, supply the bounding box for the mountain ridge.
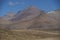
[0,6,60,30]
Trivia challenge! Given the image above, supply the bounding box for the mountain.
[11,6,45,22]
[0,12,15,29]
[7,6,47,30]
[47,10,60,28]
[0,6,60,30]
[47,10,60,20]
[0,12,15,24]
[1,12,15,20]
[7,6,59,30]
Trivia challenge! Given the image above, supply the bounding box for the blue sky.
[0,0,60,16]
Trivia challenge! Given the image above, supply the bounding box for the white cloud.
[8,1,20,6]
[8,1,25,6]
[9,2,14,6]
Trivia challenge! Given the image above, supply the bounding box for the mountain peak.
[26,6,38,11]
[28,6,36,9]
[11,6,46,21]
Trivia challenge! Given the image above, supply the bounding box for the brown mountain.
[47,10,60,28]
[11,6,45,22]
[7,6,59,30]
[0,12,15,24]
[0,12,15,29]
[2,12,15,20]
[0,6,60,30]
[47,10,60,20]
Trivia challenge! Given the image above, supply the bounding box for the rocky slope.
[47,10,60,29]
[0,12,15,29]
[47,10,60,21]
[1,12,15,20]
[0,6,60,30]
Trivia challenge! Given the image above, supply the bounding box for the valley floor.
[0,29,60,40]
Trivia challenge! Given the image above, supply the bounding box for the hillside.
[0,6,60,40]
[0,6,60,30]
[7,6,59,30]
[0,29,60,40]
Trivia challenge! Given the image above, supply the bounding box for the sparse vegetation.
[0,29,60,40]
[0,6,60,40]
